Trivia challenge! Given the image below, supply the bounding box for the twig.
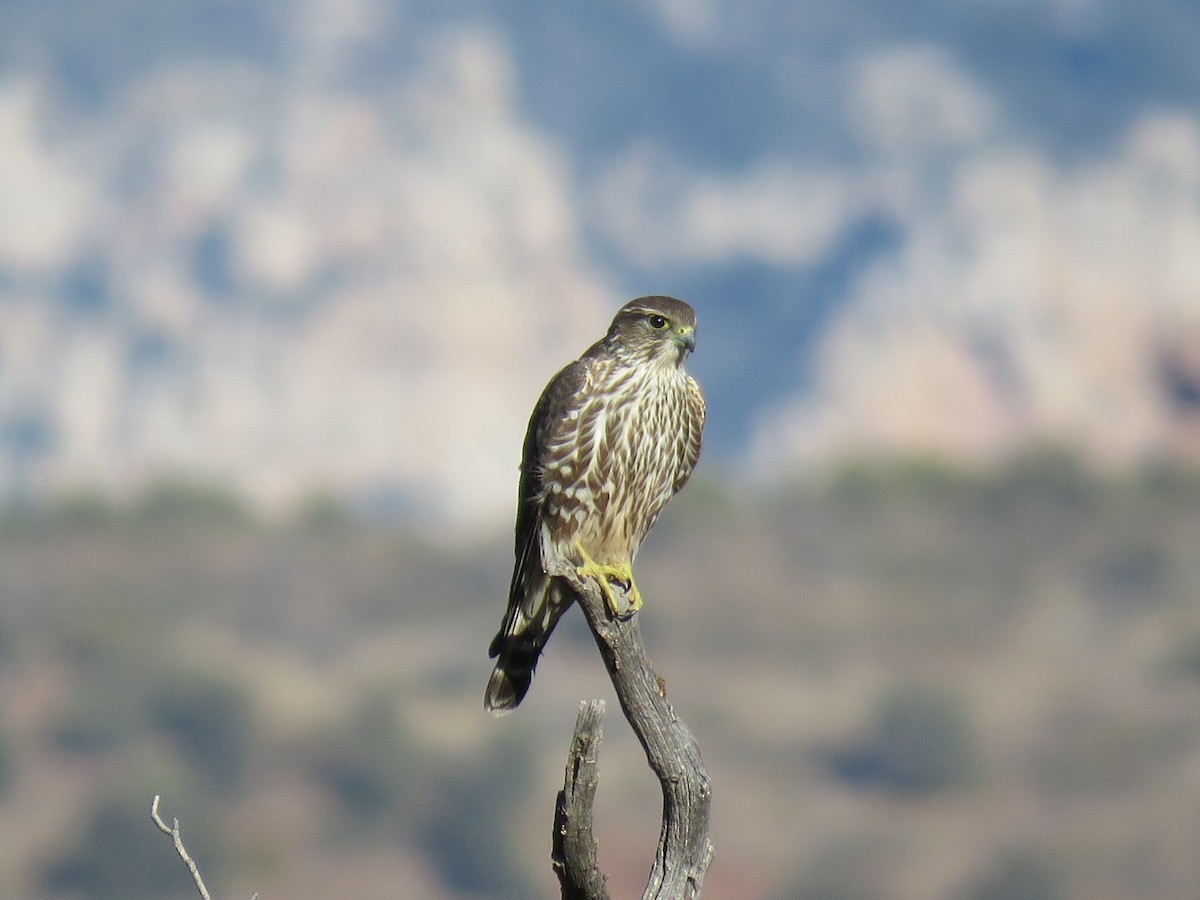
[550,563,715,899]
[553,700,612,900]
[151,794,213,900]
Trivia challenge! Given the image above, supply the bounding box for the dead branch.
[553,700,612,900]
[151,794,214,900]
[550,563,715,899]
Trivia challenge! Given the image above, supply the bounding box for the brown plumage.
[485,296,706,713]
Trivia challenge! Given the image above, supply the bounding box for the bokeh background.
[1,1,1199,898]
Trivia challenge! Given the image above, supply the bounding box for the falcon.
[485,296,706,713]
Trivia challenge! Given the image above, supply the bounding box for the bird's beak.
[673,325,696,353]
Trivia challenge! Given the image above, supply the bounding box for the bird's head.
[606,296,697,367]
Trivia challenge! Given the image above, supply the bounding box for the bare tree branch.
[151,796,259,900]
[151,794,213,900]
[550,563,715,900]
[553,700,612,900]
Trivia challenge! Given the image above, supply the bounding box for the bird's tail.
[485,578,573,714]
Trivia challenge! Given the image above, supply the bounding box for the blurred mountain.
[0,3,613,525]
[749,112,1200,474]
[1,0,1198,526]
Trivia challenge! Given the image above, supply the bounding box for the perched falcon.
[485,296,706,713]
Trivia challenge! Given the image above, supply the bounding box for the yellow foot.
[573,541,643,615]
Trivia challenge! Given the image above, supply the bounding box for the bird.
[485,296,706,713]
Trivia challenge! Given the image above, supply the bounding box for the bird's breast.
[544,365,692,562]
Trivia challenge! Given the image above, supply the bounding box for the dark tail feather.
[484,646,537,715]
[484,581,573,714]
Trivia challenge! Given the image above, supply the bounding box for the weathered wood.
[553,700,612,900]
[551,562,715,899]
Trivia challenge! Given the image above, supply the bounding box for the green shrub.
[312,693,425,826]
[827,685,980,795]
[417,733,540,899]
[133,480,254,527]
[50,490,119,528]
[149,675,253,794]
[954,848,1063,900]
[773,860,885,900]
[0,723,14,797]
[770,835,891,900]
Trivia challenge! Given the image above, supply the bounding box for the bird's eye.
[648,315,668,330]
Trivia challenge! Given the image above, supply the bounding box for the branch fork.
[549,563,714,899]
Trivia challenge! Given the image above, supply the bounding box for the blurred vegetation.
[40,796,185,899]
[131,480,256,528]
[953,848,1063,900]
[826,685,979,795]
[0,723,14,799]
[419,733,541,898]
[148,674,254,795]
[771,836,891,900]
[310,691,430,828]
[6,479,256,534]
[0,458,1197,899]
[41,788,222,900]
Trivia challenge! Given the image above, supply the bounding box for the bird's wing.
[509,357,591,604]
[674,373,706,493]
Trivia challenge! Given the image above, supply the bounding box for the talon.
[625,580,643,612]
[574,541,641,616]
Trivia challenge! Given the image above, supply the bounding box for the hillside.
[1,458,1198,899]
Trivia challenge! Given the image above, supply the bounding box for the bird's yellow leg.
[573,541,643,614]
